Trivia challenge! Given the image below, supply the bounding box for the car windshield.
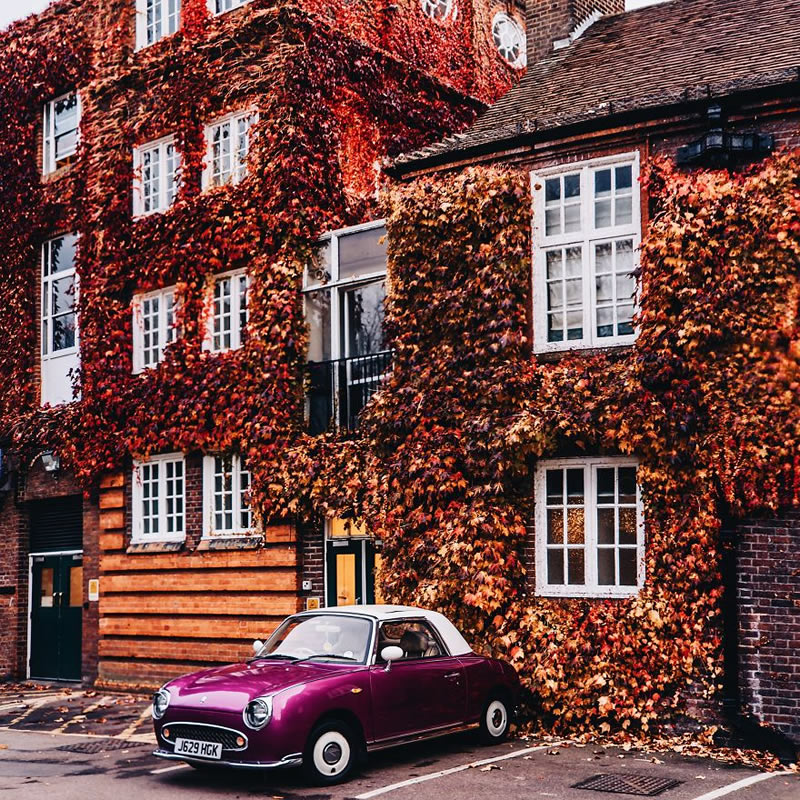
[256,614,372,663]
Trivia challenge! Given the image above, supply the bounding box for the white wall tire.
[479,696,510,743]
[304,721,358,784]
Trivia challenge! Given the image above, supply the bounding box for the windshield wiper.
[247,653,299,664]
[293,653,358,664]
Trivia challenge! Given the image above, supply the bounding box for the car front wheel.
[304,720,358,785]
[479,695,510,744]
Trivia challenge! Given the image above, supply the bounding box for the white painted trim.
[132,134,181,218]
[553,9,603,50]
[201,109,258,190]
[135,0,182,51]
[202,268,250,352]
[206,0,252,17]
[131,453,186,543]
[201,454,256,538]
[531,151,641,354]
[131,285,178,373]
[533,456,644,598]
[42,91,81,175]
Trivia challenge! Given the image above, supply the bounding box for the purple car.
[151,604,520,784]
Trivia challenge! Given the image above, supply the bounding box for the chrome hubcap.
[322,742,343,765]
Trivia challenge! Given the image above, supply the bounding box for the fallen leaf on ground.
[479,764,501,772]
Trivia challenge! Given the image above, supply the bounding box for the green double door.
[30,553,83,681]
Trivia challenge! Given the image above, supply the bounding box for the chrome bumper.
[153,749,302,770]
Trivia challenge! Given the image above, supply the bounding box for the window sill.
[127,540,185,554]
[535,343,634,363]
[196,535,263,551]
[535,586,641,599]
[41,164,75,183]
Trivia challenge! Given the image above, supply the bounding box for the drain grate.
[573,773,682,797]
[58,738,151,754]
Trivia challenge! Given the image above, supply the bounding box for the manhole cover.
[573,773,682,796]
[57,738,151,754]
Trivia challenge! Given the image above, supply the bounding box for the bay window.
[303,221,389,433]
[532,154,640,352]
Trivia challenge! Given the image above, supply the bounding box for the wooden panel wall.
[96,472,302,689]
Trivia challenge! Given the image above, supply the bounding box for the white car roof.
[295,604,473,656]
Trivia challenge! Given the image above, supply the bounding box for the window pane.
[545,178,560,203]
[306,289,331,362]
[564,202,581,233]
[568,550,585,585]
[565,247,582,277]
[617,306,635,336]
[597,507,615,544]
[597,468,614,502]
[51,275,75,315]
[598,549,615,585]
[619,507,637,544]
[594,169,611,197]
[615,195,632,225]
[545,208,560,236]
[546,469,562,504]
[52,313,77,351]
[547,549,564,585]
[338,226,386,281]
[547,313,564,342]
[47,234,77,275]
[595,242,613,273]
[564,174,580,198]
[619,549,637,585]
[597,306,613,338]
[619,467,637,503]
[566,508,584,543]
[616,165,632,189]
[566,310,583,340]
[343,281,385,357]
[546,249,562,280]
[566,469,583,504]
[547,508,563,544]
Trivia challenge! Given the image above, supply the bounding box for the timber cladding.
[96,470,301,689]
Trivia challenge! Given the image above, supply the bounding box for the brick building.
[0,0,524,686]
[0,0,797,752]
[390,0,800,747]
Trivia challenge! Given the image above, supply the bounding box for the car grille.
[161,722,247,751]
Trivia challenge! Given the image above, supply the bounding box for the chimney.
[526,0,625,64]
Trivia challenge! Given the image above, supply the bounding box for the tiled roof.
[393,0,800,172]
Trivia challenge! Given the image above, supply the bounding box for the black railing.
[307,350,393,434]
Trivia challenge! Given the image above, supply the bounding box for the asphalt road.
[1,686,798,800]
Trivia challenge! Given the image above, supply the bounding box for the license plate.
[174,738,222,760]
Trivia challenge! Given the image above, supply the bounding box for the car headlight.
[152,688,170,720]
[243,697,273,730]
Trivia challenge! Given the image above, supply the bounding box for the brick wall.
[0,460,100,682]
[526,0,625,65]
[735,509,800,744]
[300,519,325,608]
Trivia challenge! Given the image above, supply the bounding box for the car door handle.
[444,672,460,679]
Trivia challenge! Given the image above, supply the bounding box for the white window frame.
[132,135,181,217]
[532,152,641,354]
[132,453,186,543]
[135,0,181,50]
[202,110,258,190]
[302,219,387,362]
[491,13,527,69]
[41,234,80,361]
[202,268,250,352]
[207,0,251,15]
[132,286,178,373]
[201,454,256,537]
[42,92,81,175]
[534,457,644,598]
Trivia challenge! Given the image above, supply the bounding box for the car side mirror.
[252,640,264,655]
[380,645,404,671]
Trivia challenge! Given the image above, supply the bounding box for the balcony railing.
[306,350,393,435]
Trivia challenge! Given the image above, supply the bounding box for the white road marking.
[6,694,71,726]
[117,704,154,740]
[54,695,112,733]
[689,771,783,800]
[150,763,191,774]
[355,743,555,799]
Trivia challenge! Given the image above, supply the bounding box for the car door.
[368,619,467,742]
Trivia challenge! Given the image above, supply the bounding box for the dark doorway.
[29,496,83,681]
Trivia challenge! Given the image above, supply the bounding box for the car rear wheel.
[479,695,510,744]
[304,720,358,785]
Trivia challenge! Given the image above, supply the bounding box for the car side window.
[378,620,444,660]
